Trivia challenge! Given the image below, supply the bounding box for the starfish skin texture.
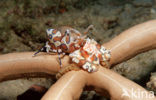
[1,20,156,100]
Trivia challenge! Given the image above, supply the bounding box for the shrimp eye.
[48,34,53,39]
[65,29,70,34]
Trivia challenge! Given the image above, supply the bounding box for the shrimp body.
[34,26,111,72]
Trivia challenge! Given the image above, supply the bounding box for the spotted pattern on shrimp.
[33,26,111,73]
[69,38,111,72]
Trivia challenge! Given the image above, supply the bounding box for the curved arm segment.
[104,20,156,66]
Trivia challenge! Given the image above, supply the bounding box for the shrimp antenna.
[83,25,95,34]
[58,52,62,67]
[33,46,46,57]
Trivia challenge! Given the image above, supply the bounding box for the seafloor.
[0,0,156,100]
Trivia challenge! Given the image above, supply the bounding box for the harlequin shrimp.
[33,25,111,78]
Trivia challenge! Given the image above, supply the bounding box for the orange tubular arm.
[0,52,70,81]
[42,67,156,100]
[104,20,156,66]
[42,20,156,100]
[0,20,156,100]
